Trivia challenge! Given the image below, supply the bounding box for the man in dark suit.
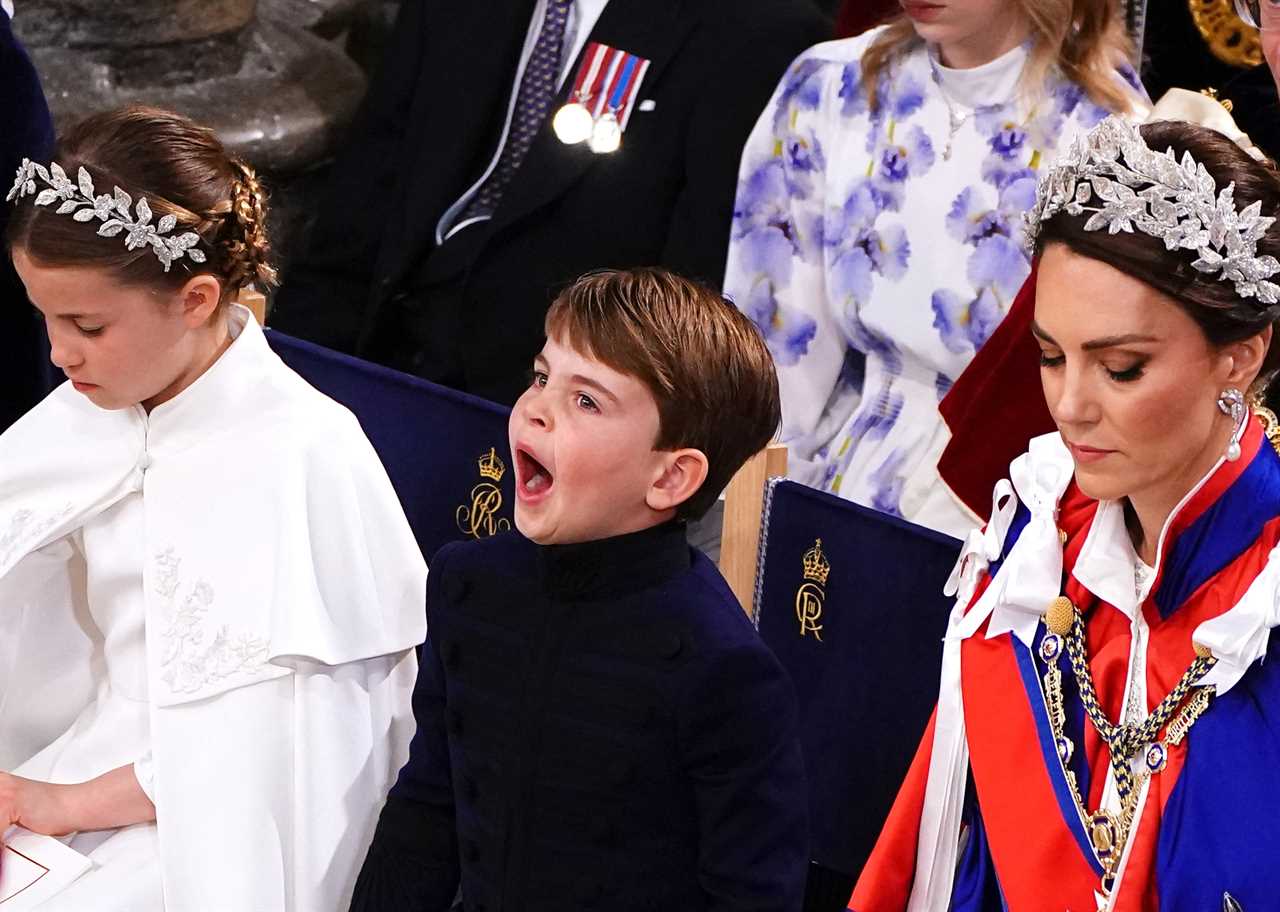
[1,4,55,431]
[270,0,830,405]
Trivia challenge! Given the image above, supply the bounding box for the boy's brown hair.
[545,268,781,520]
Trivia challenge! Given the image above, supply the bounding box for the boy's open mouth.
[515,447,554,497]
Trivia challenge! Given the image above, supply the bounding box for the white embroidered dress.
[11,492,162,909]
[0,306,427,911]
[724,29,1143,537]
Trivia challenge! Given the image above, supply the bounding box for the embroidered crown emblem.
[477,447,506,482]
[457,446,512,540]
[802,538,831,585]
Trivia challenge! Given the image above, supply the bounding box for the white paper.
[0,828,91,910]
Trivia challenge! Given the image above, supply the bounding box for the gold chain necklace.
[1250,387,1280,454]
[1038,596,1216,896]
[1187,0,1263,68]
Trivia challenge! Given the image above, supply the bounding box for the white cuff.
[133,752,157,804]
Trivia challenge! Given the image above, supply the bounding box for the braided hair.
[225,159,277,291]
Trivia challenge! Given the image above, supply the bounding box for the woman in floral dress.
[724,0,1146,537]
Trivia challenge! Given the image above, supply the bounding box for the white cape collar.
[951,429,1274,693]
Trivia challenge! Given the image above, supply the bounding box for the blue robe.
[855,422,1280,910]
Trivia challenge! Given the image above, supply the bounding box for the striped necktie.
[461,0,573,222]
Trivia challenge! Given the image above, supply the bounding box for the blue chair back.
[267,330,516,564]
[753,479,961,882]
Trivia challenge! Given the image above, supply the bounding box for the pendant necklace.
[1038,595,1217,901]
[928,59,972,161]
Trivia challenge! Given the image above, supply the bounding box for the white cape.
[0,306,426,911]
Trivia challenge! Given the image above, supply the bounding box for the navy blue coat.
[351,521,808,911]
[0,9,55,431]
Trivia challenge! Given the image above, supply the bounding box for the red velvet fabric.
[937,264,1055,519]
[835,0,897,37]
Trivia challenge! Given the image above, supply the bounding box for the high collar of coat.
[982,422,1280,696]
[1070,418,1268,621]
[536,518,691,600]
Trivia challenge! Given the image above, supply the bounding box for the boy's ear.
[645,448,709,514]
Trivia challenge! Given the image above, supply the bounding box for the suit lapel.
[387,0,539,276]
[486,0,693,238]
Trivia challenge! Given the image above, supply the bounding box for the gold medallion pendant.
[1188,0,1263,68]
[1037,595,1219,899]
[1089,811,1119,865]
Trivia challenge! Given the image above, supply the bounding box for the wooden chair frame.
[238,288,267,324]
[719,443,788,614]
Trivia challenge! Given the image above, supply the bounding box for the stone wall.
[13,0,370,173]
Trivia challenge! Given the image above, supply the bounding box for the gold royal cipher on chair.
[456,447,513,540]
[795,538,830,641]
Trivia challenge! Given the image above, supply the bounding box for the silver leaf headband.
[6,159,208,273]
[1025,116,1280,306]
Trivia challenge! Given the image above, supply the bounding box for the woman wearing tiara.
[0,107,425,910]
[723,0,1146,538]
[851,116,1280,910]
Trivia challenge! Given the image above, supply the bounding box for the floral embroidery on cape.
[154,547,271,695]
[0,504,74,568]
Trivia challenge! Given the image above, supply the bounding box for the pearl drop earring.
[1218,388,1247,461]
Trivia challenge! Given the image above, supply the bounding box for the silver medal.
[553,102,594,146]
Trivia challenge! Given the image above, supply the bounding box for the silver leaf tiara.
[6,159,208,273]
[1025,116,1280,306]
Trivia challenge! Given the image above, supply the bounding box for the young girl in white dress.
[0,106,426,911]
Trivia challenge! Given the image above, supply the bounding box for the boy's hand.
[0,772,76,837]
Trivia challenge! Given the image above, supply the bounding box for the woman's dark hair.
[1036,119,1280,409]
[6,105,276,300]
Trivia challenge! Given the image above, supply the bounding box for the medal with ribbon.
[552,42,651,154]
